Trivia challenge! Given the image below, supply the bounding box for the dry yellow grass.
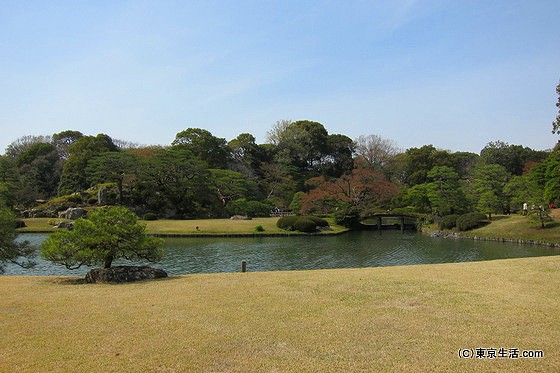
[1,256,559,372]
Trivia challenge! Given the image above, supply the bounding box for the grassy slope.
[1,257,558,372]
[461,211,560,243]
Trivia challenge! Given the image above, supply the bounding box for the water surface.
[4,231,559,276]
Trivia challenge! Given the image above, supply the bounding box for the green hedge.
[277,216,329,233]
[440,214,459,230]
[456,212,488,231]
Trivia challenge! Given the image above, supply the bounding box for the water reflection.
[4,231,559,276]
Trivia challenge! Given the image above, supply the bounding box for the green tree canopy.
[172,128,229,168]
[41,206,163,269]
[86,152,140,203]
[58,134,118,195]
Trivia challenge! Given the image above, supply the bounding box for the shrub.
[277,216,299,230]
[277,215,329,233]
[306,216,329,227]
[440,214,459,230]
[87,198,98,205]
[294,218,318,233]
[456,212,488,231]
[255,225,265,232]
[143,213,158,221]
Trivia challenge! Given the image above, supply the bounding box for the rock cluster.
[85,266,168,283]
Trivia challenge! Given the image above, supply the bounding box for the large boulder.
[63,207,86,220]
[85,266,168,283]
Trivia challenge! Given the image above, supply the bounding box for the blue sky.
[1,0,559,154]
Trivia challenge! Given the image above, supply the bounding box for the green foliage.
[276,216,299,230]
[58,134,118,195]
[41,206,163,270]
[0,207,35,273]
[276,215,328,233]
[440,214,459,230]
[294,218,318,233]
[456,212,488,231]
[289,191,305,215]
[306,216,329,227]
[225,198,273,217]
[172,128,229,168]
[255,225,265,232]
[333,207,362,228]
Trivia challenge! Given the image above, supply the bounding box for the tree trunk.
[104,255,113,269]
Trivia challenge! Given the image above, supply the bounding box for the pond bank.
[425,228,560,248]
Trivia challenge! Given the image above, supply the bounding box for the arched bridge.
[360,214,420,231]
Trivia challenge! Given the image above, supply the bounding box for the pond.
[4,231,560,276]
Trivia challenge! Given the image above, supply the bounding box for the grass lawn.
[460,212,560,243]
[1,256,559,372]
[18,217,348,236]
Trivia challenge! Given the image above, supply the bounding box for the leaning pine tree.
[41,206,163,270]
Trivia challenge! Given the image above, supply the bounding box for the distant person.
[522,203,528,215]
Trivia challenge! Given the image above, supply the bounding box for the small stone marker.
[241,260,247,273]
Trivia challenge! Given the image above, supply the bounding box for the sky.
[1,0,559,154]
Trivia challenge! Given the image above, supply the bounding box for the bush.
[277,216,299,231]
[294,218,318,233]
[456,213,488,231]
[306,216,329,227]
[143,213,158,221]
[440,214,459,230]
[255,225,265,232]
[277,216,329,233]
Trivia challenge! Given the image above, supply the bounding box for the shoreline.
[426,228,560,248]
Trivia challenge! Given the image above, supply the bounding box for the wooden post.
[377,216,382,230]
[241,260,247,273]
[400,215,405,231]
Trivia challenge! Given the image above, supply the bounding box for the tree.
[86,152,139,203]
[209,169,258,207]
[480,141,547,176]
[41,206,163,270]
[15,142,63,203]
[402,145,454,186]
[301,166,400,215]
[136,149,212,217]
[52,130,83,159]
[58,134,118,195]
[426,166,468,216]
[265,119,292,145]
[353,134,400,171]
[172,128,229,168]
[0,207,35,273]
[4,135,52,158]
[322,134,355,177]
[227,133,265,179]
[469,164,511,218]
[552,81,560,136]
[274,120,330,174]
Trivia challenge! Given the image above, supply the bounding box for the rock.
[23,208,56,218]
[97,186,108,205]
[230,215,252,220]
[54,221,74,230]
[85,266,168,283]
[63,207,85,220]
